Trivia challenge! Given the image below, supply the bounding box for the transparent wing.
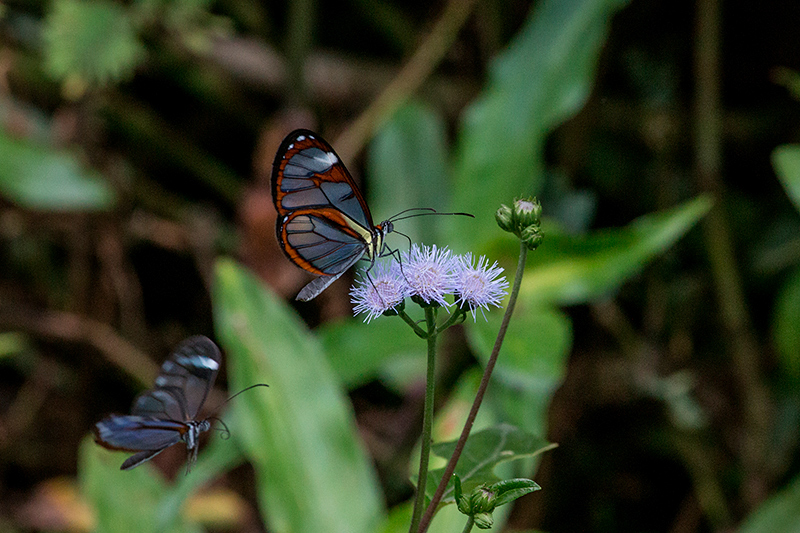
[280,210,368,276]
[272,129,374,228]
[93,415,184,452]
[132,336,221,421]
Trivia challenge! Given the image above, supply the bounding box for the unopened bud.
[474,512,494,529]
[521,224,544,250]
[469,486,497,513]
[495,204,515,232]
[513,198,541,228]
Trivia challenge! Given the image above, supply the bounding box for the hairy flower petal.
[453,253,508,320]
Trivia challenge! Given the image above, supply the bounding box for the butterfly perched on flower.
[93,336,222,471]
[272,129,396,301]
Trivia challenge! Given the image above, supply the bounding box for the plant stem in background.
[409,307,440,533]
[417,240,528,533]
[285,0,316,106]
[335,0,481,161]
[694,0,771,506]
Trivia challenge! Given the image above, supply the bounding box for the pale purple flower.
[400,244,457,307]
[453,253,508,320]
[350,261,409,323]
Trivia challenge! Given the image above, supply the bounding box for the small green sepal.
[411,294,440,309]
[382,299,405,316]
[454,475,471,514]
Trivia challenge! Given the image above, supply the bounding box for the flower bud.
[474,512,494,529]
[469,486,497,513]
[521,224,544,251]
[496,197,543,245]
[495,204,515,233]
[513,197,541,229]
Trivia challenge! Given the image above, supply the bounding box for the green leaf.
[43,0,145,87]
[425,424,553,504]
[739,473,800,533]
[449,0,630,248]
[367,101,450,245]
[521,195,712,306]
[491,479,541,508]
[212,258,384,533]
[466,305,571,437]
[772,144,800,214]
[773,267,800,382]
[78,437,200,533]
[0,132,116,210]
[319,317,425,389]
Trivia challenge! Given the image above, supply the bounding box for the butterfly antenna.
[388,208,474,223]
[209,383,269,417]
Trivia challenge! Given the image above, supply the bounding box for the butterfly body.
[272,129,393,300]
[93,336,220,471]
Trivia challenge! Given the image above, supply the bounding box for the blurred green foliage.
[43,0,145,92]
[3,0,799,530]
[0,131,115,210]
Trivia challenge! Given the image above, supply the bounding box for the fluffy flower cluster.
[350,244,509,323]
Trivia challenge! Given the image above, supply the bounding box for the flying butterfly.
[94,336,247,472]
[273,129,470,301]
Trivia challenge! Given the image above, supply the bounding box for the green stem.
[417,241,528,533]
[436,308,466,334]
[460,515,475,533]
[409,306,438,533]
[399,309,428,339]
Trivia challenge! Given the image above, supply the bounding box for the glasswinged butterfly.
[93,335,222,471]
[272,129,396,301]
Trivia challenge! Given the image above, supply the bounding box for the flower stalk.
[409,307,439,533]
[349,198,541,533]
[417,239,529,533]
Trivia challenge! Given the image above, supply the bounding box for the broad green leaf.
[212,259,384,533]
[0,132,115,210]
[739,473,800,533]
[367,101,450,245]
[78,437,200,533]
[466,305,571,437]
[772,144,800,214]
[319,317,425,389]
[449,0,630,248]
[425,424,553,504]
[773,267,800,382]
[522,195,712,306]
[43,0,145,87]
